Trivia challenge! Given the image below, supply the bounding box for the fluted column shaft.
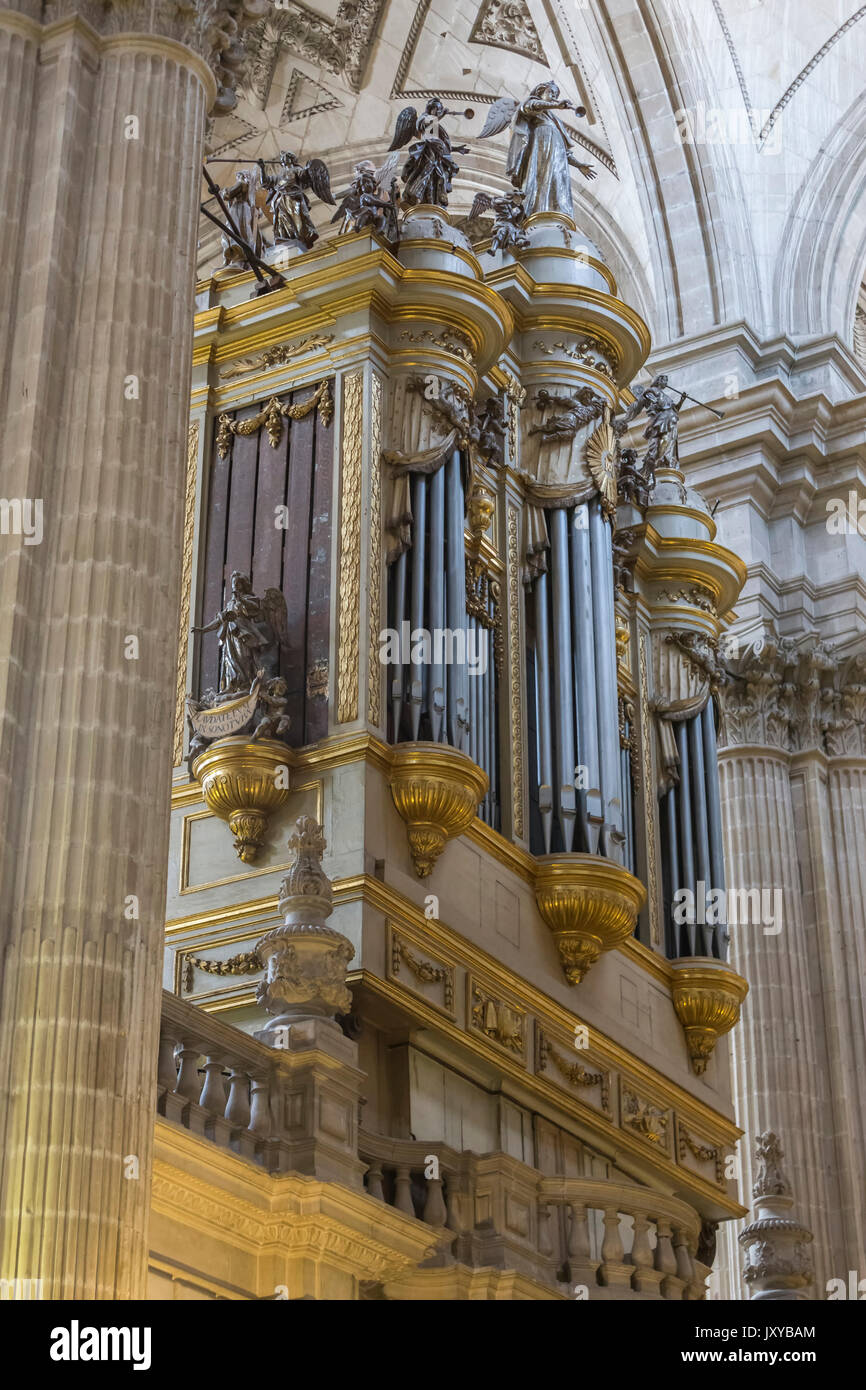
[0,14,208,1299]
[716,750,841,1297]
[792,754,866,1277]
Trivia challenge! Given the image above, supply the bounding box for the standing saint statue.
[258,151,335,247]
[218,166,263,267]
[477,81,596,220]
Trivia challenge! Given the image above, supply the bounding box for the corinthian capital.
[720,629,866,756]
[44,0,268,113]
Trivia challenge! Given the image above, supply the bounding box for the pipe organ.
[175,200,750,1089]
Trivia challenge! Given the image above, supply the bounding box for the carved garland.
[678,1123,725,1186]
[537,1032,611,1116]
[216,379,333,458]
[390,934,455,1009]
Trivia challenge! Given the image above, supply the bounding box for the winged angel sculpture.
[465,190,530,256]
[388,98,470,208]
[258,151,335,248]
[478,81,596,220]
[194,571,289,695]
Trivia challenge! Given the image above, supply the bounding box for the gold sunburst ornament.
[586,409,619,520]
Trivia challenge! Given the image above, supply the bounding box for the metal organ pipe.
[534,570,554,853]
[702,702,728,959]
[550,508,577,851]
[590,502,623,858]
[689,712,713,956]
[390,549,407,739]
[445,451,468,752]
[570,504,601,851]
[428,463,446,743]
[675,719,696,956]
[409,474,427,740]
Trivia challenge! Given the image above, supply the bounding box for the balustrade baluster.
[655,1219,681,1299]
[366,1161,385,1202]
[422,1174,448,1228]
[537,1202,554,1258]
[630,1211,665,1296]
[393,1165,415,1216]
[600,1208,632,1288]
[158,1033,185,1123]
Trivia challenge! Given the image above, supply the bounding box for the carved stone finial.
[255,817,353,1034]
[739,1130,814,1300]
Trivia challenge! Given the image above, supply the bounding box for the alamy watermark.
[0,498,43,545]
[673,880,782,934]
[379,622,489,677]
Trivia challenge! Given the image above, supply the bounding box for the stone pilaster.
[0,1,259,1300]
[716,633,865,1296]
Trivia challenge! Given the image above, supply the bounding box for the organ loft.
[3,0,862,1306]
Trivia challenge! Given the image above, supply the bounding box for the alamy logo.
[379,622,488,676]
[673,881,782,934]
[0,497,43,545]
[49,1321,152,1371]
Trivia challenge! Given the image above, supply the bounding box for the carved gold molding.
[639,632,661,947]
[506,504,525,838]
[337,371,364,723]
[191,738,292,864]
[174,420,199,767]
[677,1119,726,1188]
[621,1084,672,1154]
[534,854,646,984]
[368,373,383,727]
[219,333,335,380]
[215,379,332,458]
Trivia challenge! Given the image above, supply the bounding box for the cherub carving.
[332,155,401,241]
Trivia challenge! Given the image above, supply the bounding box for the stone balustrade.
[158,990,288,1170]
[359,1132,708,1299]
[155,993,708,1298]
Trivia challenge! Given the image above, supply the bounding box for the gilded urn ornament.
[389,743,489,877]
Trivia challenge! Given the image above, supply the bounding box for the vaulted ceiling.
[203,0,866,352]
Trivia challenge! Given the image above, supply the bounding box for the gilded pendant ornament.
[389,743,489,877]
[671,959,749,1075]
[191,737,292,863]
[533,854,646,983]
[216,379,333,458]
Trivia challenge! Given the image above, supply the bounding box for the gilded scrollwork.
[337,371,364,723]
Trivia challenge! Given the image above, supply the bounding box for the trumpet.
[440,107,475,120]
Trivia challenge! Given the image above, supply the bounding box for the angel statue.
[193,571,289,695]
[388,97,471,208]
[466,190,530,256]
[258,151,335,248]
[219,166,263,268]
[613,374,686,472]
[478,81,596,220]
[332,155,401,241]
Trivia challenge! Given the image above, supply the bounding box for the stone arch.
[773,88,866,343]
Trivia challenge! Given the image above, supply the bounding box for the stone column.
[0,0,262,1299]
[715,637,851,1297]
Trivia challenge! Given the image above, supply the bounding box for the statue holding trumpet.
[478,81,596,220]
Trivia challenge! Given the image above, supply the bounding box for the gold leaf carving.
[174,421,199,766]
[368,373,383,726]
[216,379,333,458]
[337,371,364,723]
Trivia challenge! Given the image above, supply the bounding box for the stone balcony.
[151,990,709,1301]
